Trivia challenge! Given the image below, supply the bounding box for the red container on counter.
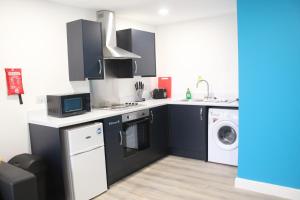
[158,77,172,98]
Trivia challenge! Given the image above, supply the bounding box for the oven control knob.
[127,116,129,119]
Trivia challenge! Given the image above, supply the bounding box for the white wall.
[0,0,94,160]
[156,14,238,99]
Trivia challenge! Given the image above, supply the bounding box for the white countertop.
[28,99,238,128]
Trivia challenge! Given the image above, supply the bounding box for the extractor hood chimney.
[97,10,141,60]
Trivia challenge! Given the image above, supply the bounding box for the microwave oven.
[47,93,91,117]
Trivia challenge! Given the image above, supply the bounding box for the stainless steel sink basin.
[179,98,236,103]
[194,98,221,103]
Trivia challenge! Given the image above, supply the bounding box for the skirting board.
[235,177,300,200]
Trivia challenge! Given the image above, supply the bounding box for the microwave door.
[63,97,83,113]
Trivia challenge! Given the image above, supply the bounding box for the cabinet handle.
[150,110,154,124]
[98,59,103,75]
[134,60,138,74]
[200,108,203,121]
[119,131,123,145]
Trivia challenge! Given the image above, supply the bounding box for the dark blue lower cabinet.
[102,116,126,186]
[149,105,169,161]
[169,105,208,161]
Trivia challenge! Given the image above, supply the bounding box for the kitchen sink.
[179,98,237,103]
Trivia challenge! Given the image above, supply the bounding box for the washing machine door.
[213,120,238,151]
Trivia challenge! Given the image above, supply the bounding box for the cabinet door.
[116,29,156,77]
[115,29,135,78]
[67,20,104,81]
[132,29,156,77]
[82,20,104,79]
[150,106,169,161]
[169,105,208,161]
[102,116,125,186]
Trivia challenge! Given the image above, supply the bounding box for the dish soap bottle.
[186,88,192,100]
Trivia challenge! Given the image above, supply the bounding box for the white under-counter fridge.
[62,122,107,200]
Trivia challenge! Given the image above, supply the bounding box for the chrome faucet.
[196,78,210,99]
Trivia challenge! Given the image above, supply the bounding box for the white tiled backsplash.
[116,77,156,102]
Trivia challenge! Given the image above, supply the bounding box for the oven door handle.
[123,117,150,129]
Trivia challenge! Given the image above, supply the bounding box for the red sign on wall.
[5,68,24,95]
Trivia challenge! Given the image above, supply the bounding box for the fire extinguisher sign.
[5,68,24,104]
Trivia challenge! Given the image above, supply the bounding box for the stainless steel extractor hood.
[97,10,141,60]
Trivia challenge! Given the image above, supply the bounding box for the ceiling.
[48,0,236,25]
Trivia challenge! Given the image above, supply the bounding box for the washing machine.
[208,108,239,166]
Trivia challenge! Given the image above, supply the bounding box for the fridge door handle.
[70,145,101,156]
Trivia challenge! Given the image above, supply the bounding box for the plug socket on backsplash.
[36,95,46,104]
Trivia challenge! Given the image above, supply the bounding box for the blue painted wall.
[237,0,300,189]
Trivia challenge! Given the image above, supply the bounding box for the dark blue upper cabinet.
[67,19,104,81]
[117,29,156,77]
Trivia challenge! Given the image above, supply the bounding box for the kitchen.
[0,0,299,200]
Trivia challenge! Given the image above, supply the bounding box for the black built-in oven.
[121,109,150,157]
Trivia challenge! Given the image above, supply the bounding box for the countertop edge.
[28,99,238,128]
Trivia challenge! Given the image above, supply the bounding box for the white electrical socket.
[36,95,46,104]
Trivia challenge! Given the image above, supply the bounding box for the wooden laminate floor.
[94,156,285,200]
